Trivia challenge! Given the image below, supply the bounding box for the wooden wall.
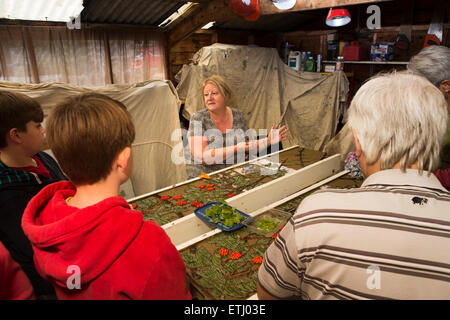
[168,31,216,85]
[283,24,450,102]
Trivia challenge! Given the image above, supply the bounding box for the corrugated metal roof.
[78,0,329,32]
[0,0,359,33]
[81,0,188,26]
[0,0,83,22]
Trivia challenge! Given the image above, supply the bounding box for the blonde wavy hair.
[348,71,448,173]
[202,75,235,107]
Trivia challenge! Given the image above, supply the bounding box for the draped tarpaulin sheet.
[0,80,187,198]
[324,123,356,162]
[175,43,349,152]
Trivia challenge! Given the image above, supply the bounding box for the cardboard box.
[324,64,336,72]
[370,43,395,61]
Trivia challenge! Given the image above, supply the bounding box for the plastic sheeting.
[0,80,187,198]
[0,25,167,86]
[176,43,349,152]
[324,123,355,162]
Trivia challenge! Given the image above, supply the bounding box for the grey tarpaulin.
[0,80,187,198]
[176,43,349,152]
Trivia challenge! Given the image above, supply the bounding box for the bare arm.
[188,135,248,165]
[188,125,289,165]
[257,281,281,300]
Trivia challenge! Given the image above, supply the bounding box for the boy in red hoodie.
[22,93,191,300]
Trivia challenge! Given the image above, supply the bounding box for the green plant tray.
[194,202,251,232]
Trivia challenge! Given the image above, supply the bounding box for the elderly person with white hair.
[257,72,450,300]
[408,45,450,189]
[324,46,450,190]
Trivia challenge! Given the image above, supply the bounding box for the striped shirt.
[258,169,450,299]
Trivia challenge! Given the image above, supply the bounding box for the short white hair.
[348,71,448,172]
[407,45,450,87]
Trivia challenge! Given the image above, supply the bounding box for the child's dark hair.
[46,93,135,186]
[0,91,43,148]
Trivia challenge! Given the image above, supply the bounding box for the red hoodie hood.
[22,181,143,288]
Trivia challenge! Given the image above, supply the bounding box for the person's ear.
[7,128,22,144]
[352,130,362,158]
[115,147,131,173]
[440,80,450,114]
[439,80,450,93]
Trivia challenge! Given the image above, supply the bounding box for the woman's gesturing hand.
[267,125,289,146]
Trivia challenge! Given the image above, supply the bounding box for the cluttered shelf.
[323,60,409,65]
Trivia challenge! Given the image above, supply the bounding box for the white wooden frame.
[127,144,299,203]
[162,154,343,250]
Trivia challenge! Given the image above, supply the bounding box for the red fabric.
[21,181,191,300]
[434,169,450,191]
[11,155,51,179]
[0,242,35,300]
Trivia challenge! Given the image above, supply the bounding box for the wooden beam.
[168,0,236,48]
[260,0,392,14]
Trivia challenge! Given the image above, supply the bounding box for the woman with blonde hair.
[186,75,289,178]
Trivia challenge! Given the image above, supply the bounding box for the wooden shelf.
[323,60,409,65]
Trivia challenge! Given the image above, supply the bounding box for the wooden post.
[167,0,236,49]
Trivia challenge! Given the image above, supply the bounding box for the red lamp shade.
[326,8,351,27]
[229,0,260,21]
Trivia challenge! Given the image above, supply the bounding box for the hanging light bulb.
[326,8,351,27]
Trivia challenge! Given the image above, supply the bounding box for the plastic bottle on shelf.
[336,56,344,71]
[304,56,316,72]
[284,42,290,64]
[300,52,307,71]
[316,54,322,72]
[288,51,301,71]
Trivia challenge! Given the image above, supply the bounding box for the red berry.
[219,248,229,256]
[230,251,242,260]
[252,256,263,264]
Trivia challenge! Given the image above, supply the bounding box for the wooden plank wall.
[169,31,215,84]
[283,25,450,102]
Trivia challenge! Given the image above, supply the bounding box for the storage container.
[370,43,395,61]
[343,41,368,61]
[242,209,291,237]
[288,51,301,71]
